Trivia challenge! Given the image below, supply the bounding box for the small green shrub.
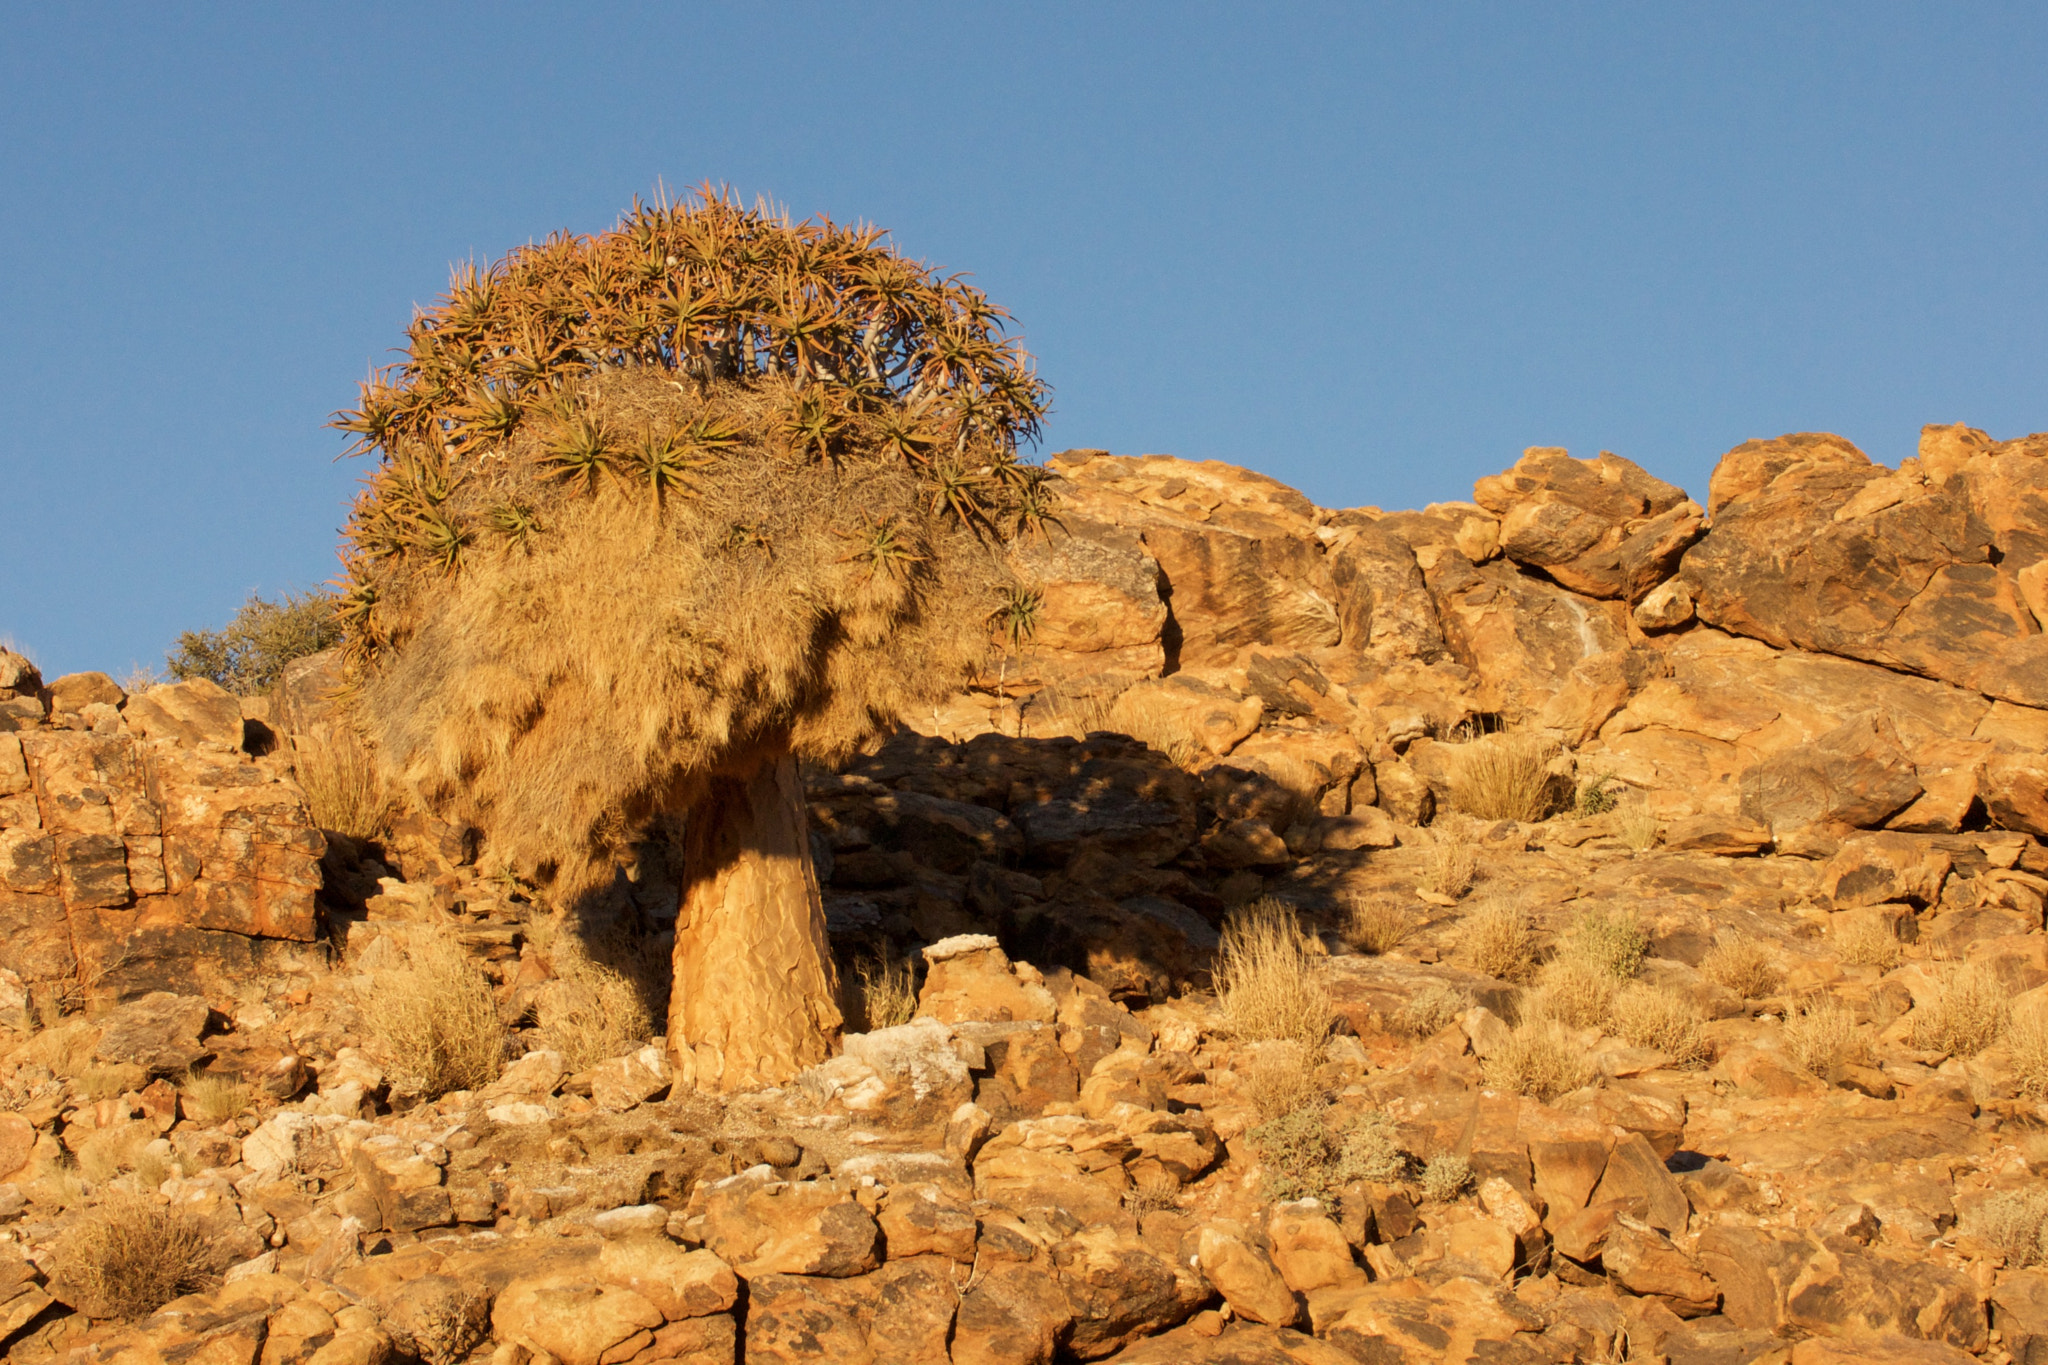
[1248,1102,1411,1202]
[166,589,339,696]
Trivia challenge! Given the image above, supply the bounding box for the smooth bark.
[667,744,841,1091]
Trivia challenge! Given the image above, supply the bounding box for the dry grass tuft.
[2008,1005,2048,1100]
[1420,822,1477,900]
[1609,983,1709,1065]
[1418,1154,1474,1203]
[854,944,920,1032]
[536,945,655,1072]
[74,1066,139,1102]
[1615,792,1659,853]
[290,729,395,840]
[1395,984,1475,1038]
[1559,905,1650,979]
[1448,733,1558,822]
[1461,899,1538,982]
[1782,996,1868,1080]
[1911,963,2012,1059]
[1529,956,1619,1031]
[1834,912,1905,972]
[53,1192,217,1319]
[1968,1189,2048,1267]
[180,1072,253,1125]
[1124,1167,1185,1215]
[1244,1041,1325,1120]
[1216,899,1333,1048]
[25,1021,100,1079]
[1105,688,1207,767]
[1700,936,1780,999]
[1345,896,1413,956]
[1483,1017,1595,1100]
[359,927,508,1096]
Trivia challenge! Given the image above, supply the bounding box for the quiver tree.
[331,188,1054,1090]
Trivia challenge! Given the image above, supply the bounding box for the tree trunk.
[667,743,841,1092]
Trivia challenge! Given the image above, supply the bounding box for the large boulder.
[1683,427,2048,706]
[1474,446,1705,600]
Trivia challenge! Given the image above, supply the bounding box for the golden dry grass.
[1216,899,1333,1048]
[853,944,919,1032]
[1461,899,1538,982]
[1345,896,1413,956]
[1609,983,1709,1066]
[1834,912,1905,972]
[1530,956,1619,1031]
[2009,1005,2048,1100]
[1394,984,1475,1038]
[1420,823,1477,899]
[1615,792,1659,852]
[1782,995,1869,1079]
[536,937,659,1070]
[1103,688,1204,766]
[290,729,395,840]
[53,1192,217,1319]
[1911,963,2011,1059]
[1483,1017,1595,1100]
[180,1072,254,1125]
[1970,1190,2048,1267]
[1244,1040,1325,1120]
[359,927,508,1096]
[1447,733,1557,822]
[1700,936,1780,999]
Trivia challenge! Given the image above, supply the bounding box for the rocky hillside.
[0,422,2045,1364]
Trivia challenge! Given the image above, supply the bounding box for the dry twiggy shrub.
[1911,963,2012,1059]
[1530,957,1618,1031]
[1216,899,1332,1048]
[1448,733,1557,822]
[2008,1006,2048,1100]
[1247,1102,1408,1202]
[1461,899,1538,982]
[1834,912,1904,972]
[1395,984,1475,1038]
[1966,1188,2048,1267]
[1615,792,1659,852]
[1560,905,1650,979]
[53,1192,217,1319]
[180,1072,253,1124]
[1418,1154,1474,1203]
[1336,1110,1410,1183]
[1782,996,1868,1079]
[1421,823,1477,900]
[1700,936,1779,999]
[1483,1017,1595,1101]
[290,729,395,840]
[1345,896,1413,956]
[359,927,508,1096]
[853,944,919,1031]
[1609,984,1709,1066]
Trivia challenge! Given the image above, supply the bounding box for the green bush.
[165,589,339,695]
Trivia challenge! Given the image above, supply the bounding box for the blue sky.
[4,4,2044,677]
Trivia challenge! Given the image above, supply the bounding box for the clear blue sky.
[4,5,2044,678]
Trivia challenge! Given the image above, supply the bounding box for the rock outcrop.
[2,419,2047,1364]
